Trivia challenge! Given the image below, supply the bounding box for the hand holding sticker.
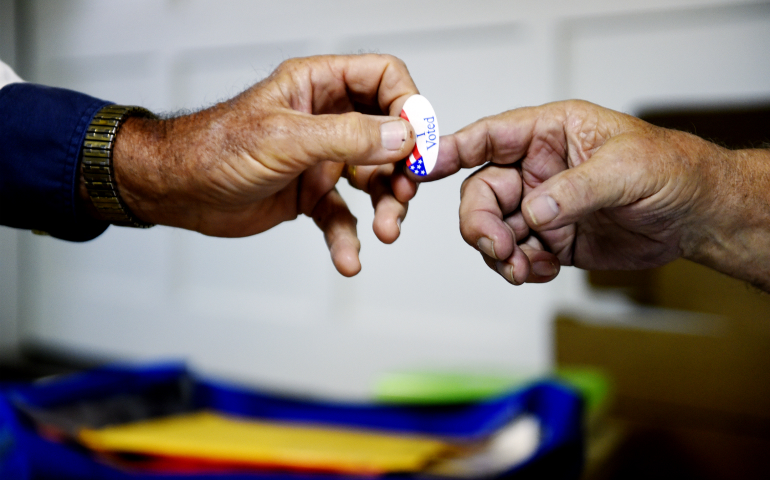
[400,95,439,176]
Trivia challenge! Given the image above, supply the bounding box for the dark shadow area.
[562,101,770,480]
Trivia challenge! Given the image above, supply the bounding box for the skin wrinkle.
[336,60,356,108]
[454,131,478,171]
[551,228,576,264]
[599,207,674,257]
[274,62,302,112]
[367,167,390,206]
[384,59,410,112]
[312,188,361,276]
[565,113,595,168]
[498,127,525,163]
[557,166,595,216]
[315,57,337,112]
[468,188,500,228]
[459,180,503,249]
[484,127,495,165]
[492,172,523,216]
[642,133,702,232]
[504,213,529,242]
[520,169,541,193]
[347,113,374,159]
[217,156,275,201]
[315,58,348,114]
[524,139,563,184]
[178,110,296,232]
[569,137,686,268]
[554,109,627,265]
[218,116,277,189]
[623,193,682,234]
[259,113,316,168]
[337,56,401,115]
[226,115,295,186]
[376,57,405,114]
[478,175,507,221]
[370,60,387,114]
[292,63,316,115]
[295,62,315,114]
[560,106,574,169]
[684,146,741,256]
[202,114,261,193]
[317,195,352,238]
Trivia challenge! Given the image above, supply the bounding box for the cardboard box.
[556,307,770,479]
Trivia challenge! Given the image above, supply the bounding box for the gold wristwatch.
[82,104,156,228]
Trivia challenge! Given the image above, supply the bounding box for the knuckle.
[564,99,590,111]
[278,57,302,72]
[385,54,408,69]
[273,57,308,83]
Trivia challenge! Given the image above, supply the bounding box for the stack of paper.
[78,410,455,475]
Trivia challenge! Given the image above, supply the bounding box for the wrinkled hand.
[431,100,770,290]
[108,54,419,276]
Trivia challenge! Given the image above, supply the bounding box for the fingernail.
[526,195,559,226]
[396,217,402,232]
[381,120,408,151]
[477,237,497,260]
[532,260,558,277]
[496,261,520,285]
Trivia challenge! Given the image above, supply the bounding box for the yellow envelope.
[78,411,452,474]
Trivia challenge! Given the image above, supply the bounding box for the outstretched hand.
[104,54,419,276]
[428,100,770,291]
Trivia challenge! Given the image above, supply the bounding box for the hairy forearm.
[682,142,770,292]
[78,113,207,228]
[111,115,176,226]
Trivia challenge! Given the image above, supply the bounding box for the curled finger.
[518,236,561,283]
[459,166,523,262]
[368,165,407,244]
[494,245,532,286]
[311,187,361,277]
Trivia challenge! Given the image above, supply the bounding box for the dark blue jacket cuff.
[0,83,111,241]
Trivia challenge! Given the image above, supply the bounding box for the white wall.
[5,0,769,398]
[0,0,20,360]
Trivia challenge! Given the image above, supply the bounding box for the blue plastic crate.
[0,363,583,480]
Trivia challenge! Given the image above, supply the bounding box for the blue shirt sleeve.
[0,83,111,241]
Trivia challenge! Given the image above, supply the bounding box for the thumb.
[297,112,415,166]
[521,137,653,230]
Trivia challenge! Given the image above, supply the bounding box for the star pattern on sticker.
[409,158,427,176]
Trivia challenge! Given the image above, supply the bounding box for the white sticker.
[400,95,439,177]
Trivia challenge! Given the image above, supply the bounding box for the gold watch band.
[82,104,157,228]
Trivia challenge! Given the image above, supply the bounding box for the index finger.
[330,54,419,116]
[459,165,523,263]
[411,104,570,183]
[280,54,419,117]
